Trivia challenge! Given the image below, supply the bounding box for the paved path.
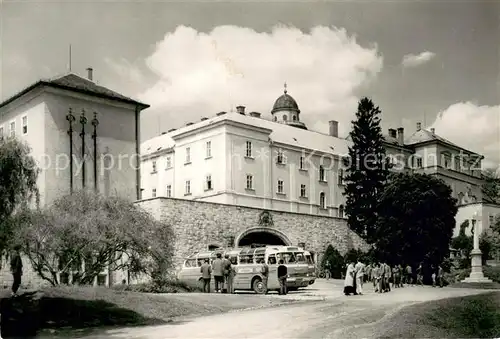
[88,280,493,339]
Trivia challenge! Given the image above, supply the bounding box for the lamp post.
[463,210,492,283]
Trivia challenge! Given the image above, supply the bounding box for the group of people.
[343,260,445,295]
[200,253,289,295]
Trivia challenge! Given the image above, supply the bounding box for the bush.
[484,265,500,283]
[321,245,344,279]
[112,279,201,294]
[443,267,471,284]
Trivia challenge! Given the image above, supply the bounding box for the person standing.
[277,260,288,295]
[372,263,381,293]
[222,254,232,294]
[405,264,413,285]
[416,263,424,286]
[200,258,212,293]
[354,260,365,295]
[10,245,23,297]
[212,253,224,293]
[260,258,269,294]
[437,265,444,288]
[324,260,331,280]
[392,265,401,288]
[343,261,356,296]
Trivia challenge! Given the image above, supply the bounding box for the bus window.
[239,255,253,264]
[305,254,314,265]
[295,252,306,263]
[197,259,204,267]
[185,259,196,267]
[268,254,277,265]
[254,254,265,263]
[278,252,296,264]
[229,256,237,265]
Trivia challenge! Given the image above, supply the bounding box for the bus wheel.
[252,278,266,294]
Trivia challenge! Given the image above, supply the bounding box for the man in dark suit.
[277,260,288,295]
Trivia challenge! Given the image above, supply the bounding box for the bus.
[304,250,316,286]
[177,245,316,294]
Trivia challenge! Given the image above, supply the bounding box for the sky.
[1,0,499,168]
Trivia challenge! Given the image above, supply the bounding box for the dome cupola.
[271,83,307,130]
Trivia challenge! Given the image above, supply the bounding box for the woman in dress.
[343,261,357,296]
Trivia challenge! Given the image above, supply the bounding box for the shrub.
[112,279,201,294]
[484,265,500,283]
[321,245,344,279]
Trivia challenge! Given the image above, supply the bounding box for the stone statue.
[258,211,273,227]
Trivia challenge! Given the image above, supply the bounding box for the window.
[245,141,252,157]
[319,192,326,209]
[246,174,253,190]
[206,141,212,158]
[300,184,307,198]
[206,175,212,190]
[299,156,305,170]
[273,116,277,122]
[185,180,191,195]
[0,126,3,140]
[292,115,297,121]
[277,149,284,164]
[283,115,287,121]
[152,161,157,173]
[22,116,27,134]
[267,254,277,265]
[166,156,172,169]
[338,169,344,185]
[339,205,344,218]
[319,165,326,181]
[9,121,15,138]
[416,157,423,168]
[166,184,172,197]
[277,179,284,194]
[152,189,156,198]
[185,147,191,164]
[490,215,495,226]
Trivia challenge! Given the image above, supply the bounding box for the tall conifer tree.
[343,97,389,243]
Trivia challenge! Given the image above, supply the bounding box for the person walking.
[324,260,331,280]
[372,263,381,293]
[437,265,444,288]
[277,260,288,295]
[416,263,424,286]
[200,258,212,293]
[343,261,356,296]
[212,253,224,293]
[222,254,232,294]
[10,245,23,297]
[405,264,413,285]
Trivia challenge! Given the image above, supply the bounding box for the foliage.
[0,138,39,257]
[113,279,201,293]
[320,245,344,279]
[481,168,500,204]
[343,248,369,264]
[343,98,390,243]
[451,220,473,268]
[373,173,457,268]
[15,190,174,286]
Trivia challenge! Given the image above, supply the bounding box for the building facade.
[141,89,486,217]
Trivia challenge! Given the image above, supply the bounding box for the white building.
[141,89,498,227]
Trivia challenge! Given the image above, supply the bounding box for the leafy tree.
[481,169,500,204]
[15,190,174,286]
[343,98,389,243]
[0,138,39,256]
[320,245,344,278]
[451,220,473,268]
[374,173,457,268]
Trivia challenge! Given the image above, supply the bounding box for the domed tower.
[271,83,307,130]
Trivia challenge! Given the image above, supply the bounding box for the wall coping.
[457,201,500,209]
[135,196,349,221]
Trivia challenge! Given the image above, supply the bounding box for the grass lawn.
[372,291,500,338]
[0,285,297,338]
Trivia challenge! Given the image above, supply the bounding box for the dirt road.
[88,280,491,338]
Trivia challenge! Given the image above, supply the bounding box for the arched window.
[339,205,344,218]
[208,244,220,251]
[292,115,297,121]
[319,165,325,181]
[283,115,287,121]
[319,192,326,209]
[273,116,277,121]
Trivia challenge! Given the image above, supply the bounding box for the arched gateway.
[235,227,292,247]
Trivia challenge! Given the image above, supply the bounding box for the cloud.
[429,102,500,169]
[105,57,146,84]
[137,25,383,139]
[401,51,436,68]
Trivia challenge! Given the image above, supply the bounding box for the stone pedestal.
[462,249,493,283]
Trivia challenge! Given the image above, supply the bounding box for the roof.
[405,128,479,155]
[141,112,351,157]
[0,73,149,110]
[271,92,300,114]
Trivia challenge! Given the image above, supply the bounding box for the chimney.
[186,122,193,126]
[236,106,245,115]
[167,128,176,132]
[416,122,421,131]
[86,67,93,81]
[397,127,404,144]
[388,128,397,138]
[161,132,167,135]
[216,111,227,116]
[328,120,339,137]
[201,117,208,121]
[249,112,261,118]
[430,127,435,134]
